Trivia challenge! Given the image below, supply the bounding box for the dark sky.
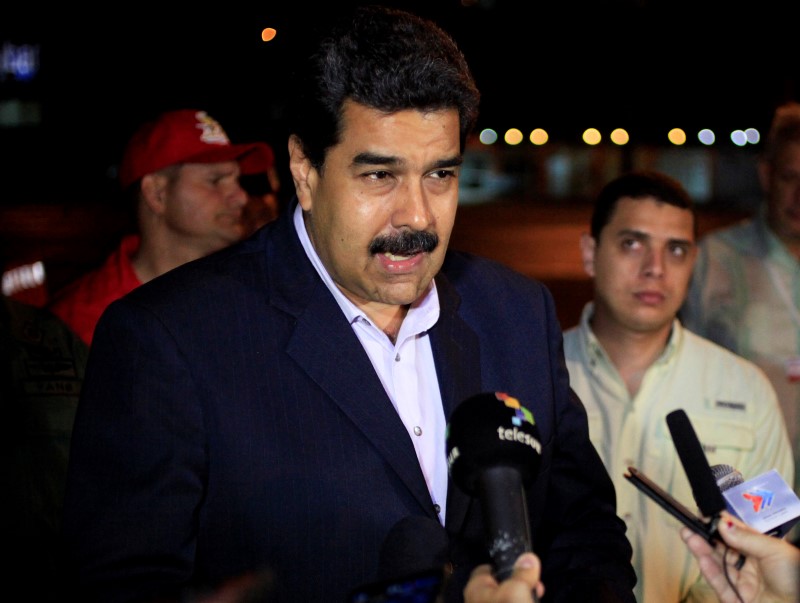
[2,1,796,202]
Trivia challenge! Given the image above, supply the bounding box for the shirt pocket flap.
[654,414,755,455]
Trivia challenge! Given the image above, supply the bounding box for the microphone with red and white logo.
[711,463,800,538]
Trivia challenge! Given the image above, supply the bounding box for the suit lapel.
[270,204,434,513]
[267,204,483,524]
[430,273,482,532]
[287,288,436,512]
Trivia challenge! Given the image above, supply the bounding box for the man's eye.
[431,169,456,180]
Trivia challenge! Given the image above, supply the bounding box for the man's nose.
[641,248,665,278]
[393,180,434,230]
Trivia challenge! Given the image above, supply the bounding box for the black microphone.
[446,391,542,582]
[666,409,727,523]
[347,516,450,603]
[666,410,747,569]
[377,515,451,581]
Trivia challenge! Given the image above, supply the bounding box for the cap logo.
[195,111,231,146]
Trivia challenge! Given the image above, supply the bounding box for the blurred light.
[1,42,39,81]
[610,128,629,145]
[0,99,42,127]
[668,128,687,145]
[261,28,278,42]
[504,128,524,145]
[582,128,601,145]
[745,128,760,144]
[698,129,715,145]
[2,261,45,296]
[479,128,498,144]
[529,128,548,145]
[731,130,748,146]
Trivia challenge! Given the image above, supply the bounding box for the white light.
[698,129,715,145]
[730,130,748,147]
[479,129,498,144]
[745,128,760,144]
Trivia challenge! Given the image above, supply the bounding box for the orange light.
[261,28,277,42]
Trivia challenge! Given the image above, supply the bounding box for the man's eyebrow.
[432,156,463,169]
[350,153,463,169]
[352,152,399,166]
[615,228,649,240]
[615,228,694,246]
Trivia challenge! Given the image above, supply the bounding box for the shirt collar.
[578,300,681,367]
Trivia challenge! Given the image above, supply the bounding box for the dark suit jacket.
[62,200,635,603]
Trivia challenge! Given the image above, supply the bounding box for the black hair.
[590,170,696,240]
[288,4,481,170]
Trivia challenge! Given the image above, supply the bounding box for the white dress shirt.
[293,205,448,522]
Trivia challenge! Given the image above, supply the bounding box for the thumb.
[510,553,544,599]
[512,552,540,575]
[716,511,766,553]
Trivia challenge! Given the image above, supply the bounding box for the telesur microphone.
[446,391,542,582]
[710,464,800,538]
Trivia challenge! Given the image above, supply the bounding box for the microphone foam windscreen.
[446,392,541,496]
[666,409,727,517]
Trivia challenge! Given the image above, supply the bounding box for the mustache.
[369,230,439,256]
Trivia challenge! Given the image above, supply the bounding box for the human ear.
[140,173,169,216]
[579,232,597,278]
[288,135,316,212]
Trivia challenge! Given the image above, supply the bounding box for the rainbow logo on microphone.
[742,488,774,513]
[496,392,535,427]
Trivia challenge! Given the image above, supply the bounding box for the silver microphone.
[710,464,744,492]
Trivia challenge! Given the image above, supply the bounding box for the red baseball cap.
[118,109,275,188]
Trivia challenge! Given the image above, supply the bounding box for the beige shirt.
[564,303,794,603]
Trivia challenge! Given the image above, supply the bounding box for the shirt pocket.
[690,415,756,461]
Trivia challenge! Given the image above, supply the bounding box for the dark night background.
[2,1,796,204]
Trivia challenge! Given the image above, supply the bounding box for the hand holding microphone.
[351,392,543,603]
[681,510,800,603]
[668,409,800,539]
[627,409,800,602]
[464,552,545,603]
[446,392,542,599]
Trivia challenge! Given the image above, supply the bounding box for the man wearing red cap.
[48,109,275,346]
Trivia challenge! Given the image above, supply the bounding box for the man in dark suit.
[61,6,636,603]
